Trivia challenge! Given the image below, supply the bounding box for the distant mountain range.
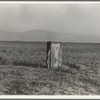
[0,29,100,43]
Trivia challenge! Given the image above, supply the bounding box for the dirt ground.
[0,41,100,95]
[0,64,100,95]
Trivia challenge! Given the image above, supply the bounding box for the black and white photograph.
[0,1,100,96]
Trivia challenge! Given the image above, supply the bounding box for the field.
[0,41,100,95]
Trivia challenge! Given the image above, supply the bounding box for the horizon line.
[0,40,100,44]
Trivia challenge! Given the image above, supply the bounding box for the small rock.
[76,64,86,70]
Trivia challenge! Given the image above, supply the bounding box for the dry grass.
[0,41,100,95]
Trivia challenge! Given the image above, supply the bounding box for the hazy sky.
[0,2,100,42]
